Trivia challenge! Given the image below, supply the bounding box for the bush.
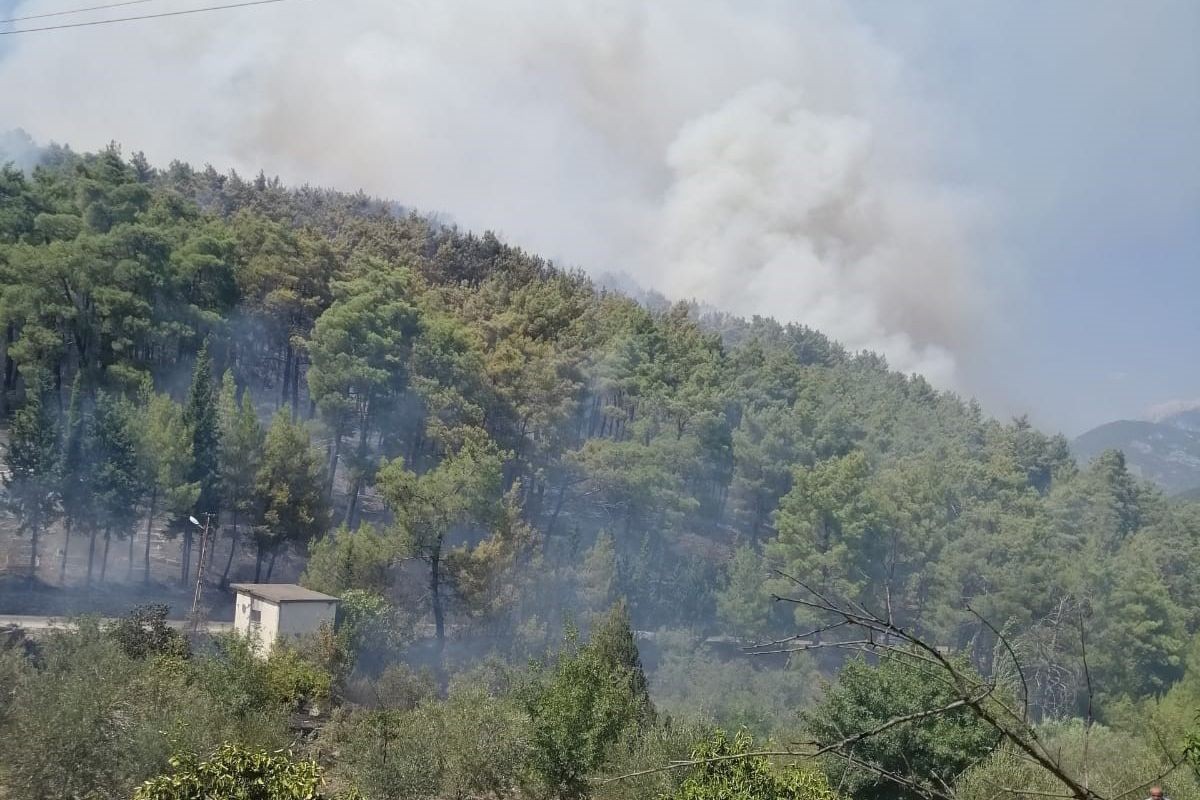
[326,683,532,800]
[342,662,438,710]
[336,589,411,673]
[662,729,841,800]
[804,653,998,800]
[133,743,339,800]
[191,633,332,715]
[592,717,713,800]
[107,603,191,661]
[436,685,536,799]
[0,624,290,800]
[265,644,333,708]
[650,629,817,734]
[957,721,1198,800]
[522,604,655,798]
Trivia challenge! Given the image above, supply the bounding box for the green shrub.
[662,729,840,800]
[0,625,289,800]
[133,743,338,800]
[523,603,655,798]
[592,717,713,800]
[650,629,817,734]
[336,588,410,669]
[343,662,438,709]
[107,603,191,661]
[265,644,333,708]
[192,633,332,714]
[958,721,1198,800]
[804,653,998,800]
[326,683,532,800]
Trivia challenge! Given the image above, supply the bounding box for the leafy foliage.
[252,411,328,579]
[522,604,656,798]
[108,603,191,660]
[0,621,289,800]
[664,729,841,800]
[966,722,1196,800]
[133,744,333,800]
[1,378,59,572]
[804,654,999,800]
[301,524,393,597]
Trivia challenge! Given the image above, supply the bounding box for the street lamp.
[188,513,212,632]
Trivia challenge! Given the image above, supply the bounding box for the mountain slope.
[1073,412,1200,495]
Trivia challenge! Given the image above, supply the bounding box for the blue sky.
[1,0,1197,436]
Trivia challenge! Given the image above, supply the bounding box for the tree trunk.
[127,525,135,580]
[344,413,370,530]
[280,342,292,410]
[85,526,97,587]
[266,548,278,581]
[546,478,570,539]
[28,521,39,589]
[60,521,71,586]
[221,512,238,587]
[290,353,301,419]
[430,538,445,654]
[345,480,361,530]
[254,543,265,582]
[144,490,156,583]
[180,528,192,586]
[1,323,15,414]
[326,418,344,498]
[100,528,111,583]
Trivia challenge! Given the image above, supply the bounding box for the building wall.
[233,594,336,656]
[233,594,281,655]
[277,601,337,641]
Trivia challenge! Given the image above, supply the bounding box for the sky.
[852,1,1200,434]
[0,0,1196,437]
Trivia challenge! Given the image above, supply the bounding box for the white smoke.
[0,0,985,385]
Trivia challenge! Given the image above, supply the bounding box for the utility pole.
[189,513,212,633]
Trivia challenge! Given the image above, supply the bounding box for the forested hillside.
[2,145,1200,799]
[1074,411,1200,495]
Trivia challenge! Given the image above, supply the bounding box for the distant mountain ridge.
[1073,407,1200,495]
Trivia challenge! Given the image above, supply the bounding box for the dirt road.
[0,614,233,633]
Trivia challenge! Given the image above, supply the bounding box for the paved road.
[0,614,233,634]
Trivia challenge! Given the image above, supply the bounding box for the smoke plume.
[0,0,985,384]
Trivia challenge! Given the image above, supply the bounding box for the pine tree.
[218,371,263,585]
[135,389,198,583]
[58,376,89,585]
[715,545,773,637]
[182,342,220,584]
[376,429,502,651]
[2,380,60,586]
[252,411,328,581]
[89,392,142,584]
[576,531,616,615]
[588,599,653,716]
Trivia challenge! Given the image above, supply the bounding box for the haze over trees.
[1,145,1199,799]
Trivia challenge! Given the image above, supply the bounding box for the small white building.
[230,583,339,656]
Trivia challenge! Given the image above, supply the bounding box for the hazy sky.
[0,0,1196,436]
[852,1,1200,434]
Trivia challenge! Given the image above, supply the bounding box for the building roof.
[230,583,339,604]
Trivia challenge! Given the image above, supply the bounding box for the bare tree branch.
[969,604,1029,721]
